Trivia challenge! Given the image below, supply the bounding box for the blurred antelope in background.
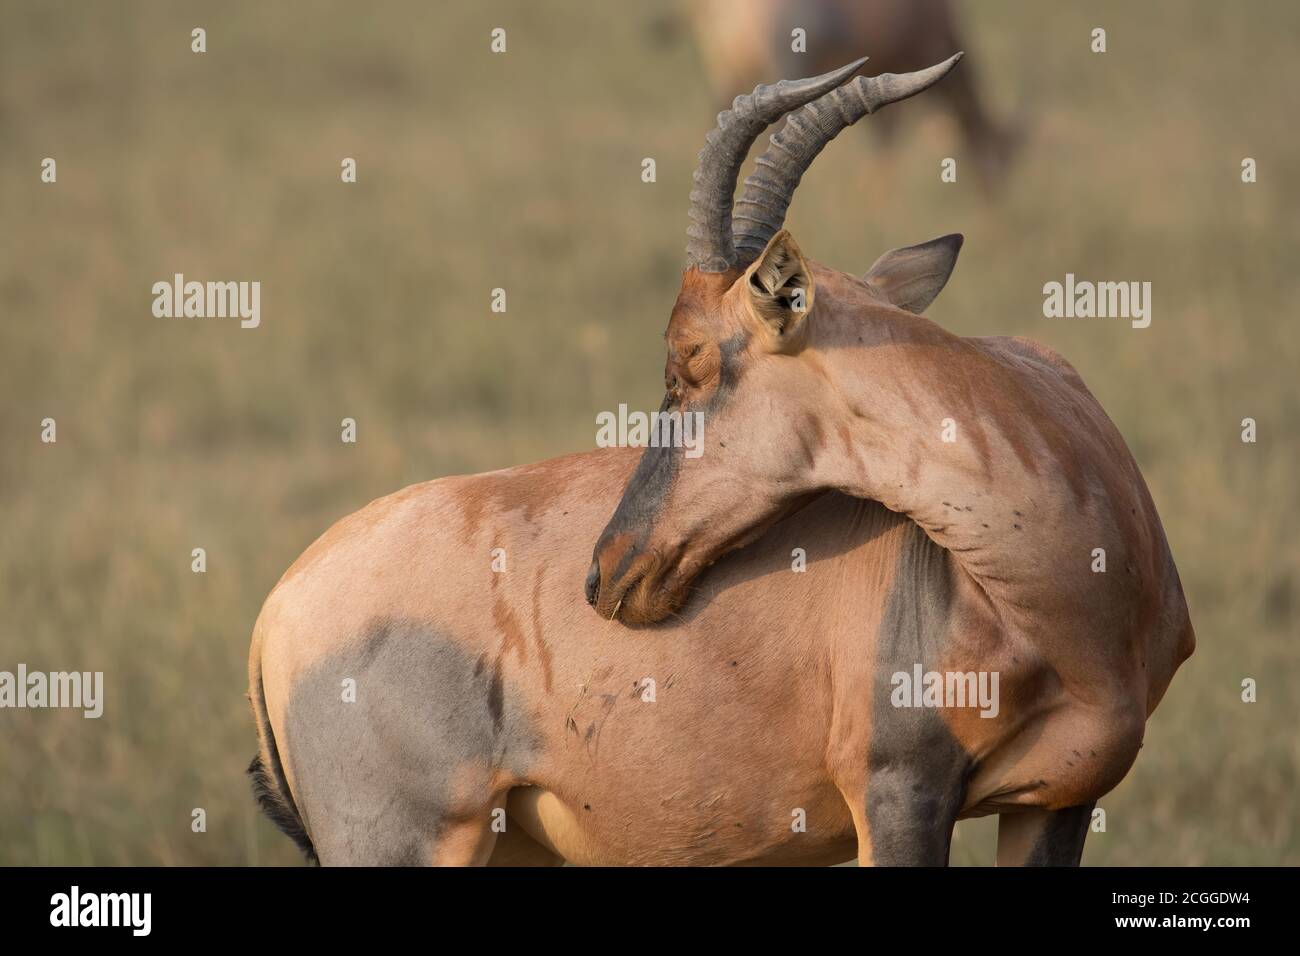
[686,0,1021,188]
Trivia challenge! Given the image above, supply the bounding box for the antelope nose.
[584,558,601,607]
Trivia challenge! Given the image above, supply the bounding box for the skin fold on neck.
[797,266,1161,653]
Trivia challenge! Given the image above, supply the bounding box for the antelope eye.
[672,343,705,384]
[683,341,717,386]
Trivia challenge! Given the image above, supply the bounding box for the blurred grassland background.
[1,0,1296,865]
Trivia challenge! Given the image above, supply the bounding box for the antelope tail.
[248,655,317,864]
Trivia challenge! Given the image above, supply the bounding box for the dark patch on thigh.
[866,522,973,865]
[282,617,540,864]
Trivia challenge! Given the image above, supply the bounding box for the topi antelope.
[249,56,1192,866]
[586,54,1193,855]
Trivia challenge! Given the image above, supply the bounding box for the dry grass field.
[1,0,1296,865]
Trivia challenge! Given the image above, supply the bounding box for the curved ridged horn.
[685,57,869,273]
[732,53,964,263]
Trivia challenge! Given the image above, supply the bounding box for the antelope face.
[584,53,965,624]
[586,234,838,624]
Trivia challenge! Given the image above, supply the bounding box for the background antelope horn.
[731,53,965,263]
[685,56,869,273]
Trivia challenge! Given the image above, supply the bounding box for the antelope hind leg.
[307,789,510,866]
[996,803,1096,866]
[271,620,542,866]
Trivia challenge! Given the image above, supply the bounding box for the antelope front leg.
[838,736,969,866]
[847,520,972,866]
[848,763,966,866]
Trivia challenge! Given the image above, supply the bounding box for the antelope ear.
[863,233,963,314]
[741,229,814,351]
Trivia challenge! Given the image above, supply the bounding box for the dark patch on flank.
[867,521,972,866]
